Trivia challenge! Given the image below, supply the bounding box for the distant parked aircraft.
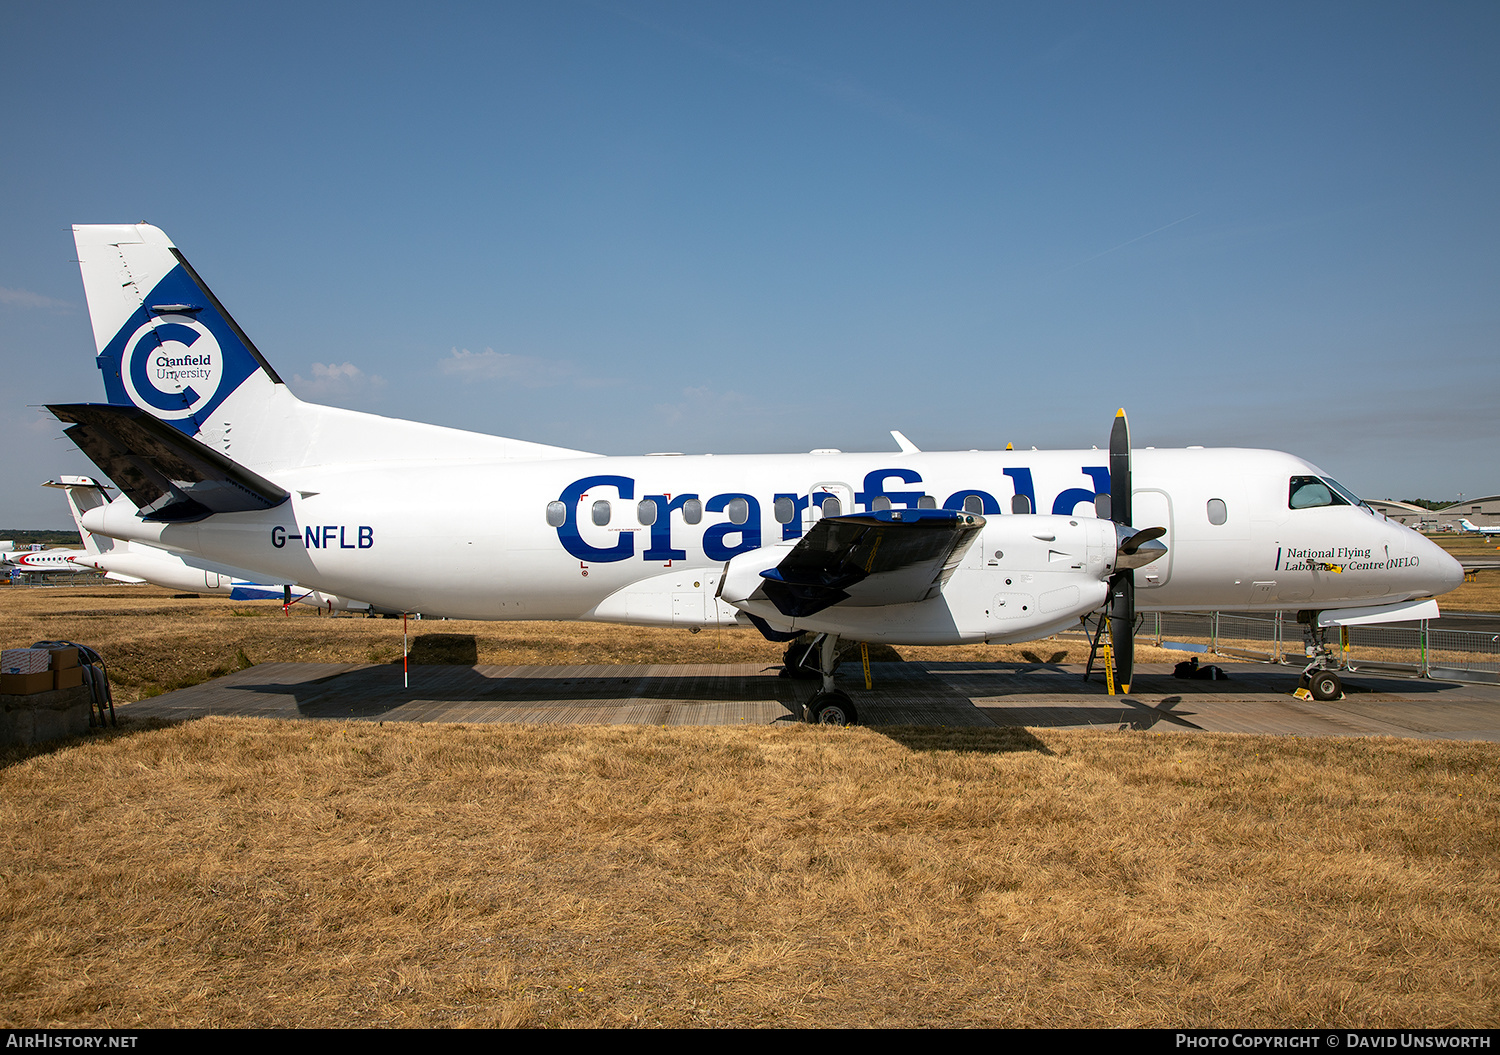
[1,541,93,574]
[1458,518,1500,537]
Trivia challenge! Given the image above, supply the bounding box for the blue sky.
[2,1,1497,527]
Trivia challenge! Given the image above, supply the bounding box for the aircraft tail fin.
[72,224,597,472]
[74,224,282,440]
[42,476,116,555]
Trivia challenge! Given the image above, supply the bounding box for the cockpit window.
[1322,477,1368,510]
[1289,476,1343,509]
[1289,475,1370,512]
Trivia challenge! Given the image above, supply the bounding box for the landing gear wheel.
[1309,670,1343,701]
[808,691,857,726]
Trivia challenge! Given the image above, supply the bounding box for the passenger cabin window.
[918,495,936,509]
[726,497,750,525]
[820,496,841,517]
[682,498,703,524]
[637,499,658,526]
[872,496,892,512]
[1011,494,1032,514]
[545,501,566,527]
[962,495,984,515]
[592,500,611,526]
[1094,494,1111,520]
[774,497,796,524]
[1207,498,1227,525]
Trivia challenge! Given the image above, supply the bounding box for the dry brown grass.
[2,585,1497,1027]
[1,718,1495,1028]
[0,585,1199,704]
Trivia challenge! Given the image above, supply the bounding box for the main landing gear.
[784,633,859,725]
[1296,611,1345,701]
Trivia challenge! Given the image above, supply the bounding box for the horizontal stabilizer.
[47,403,289,522]
[42,475,109,491]
[757,508,984,618]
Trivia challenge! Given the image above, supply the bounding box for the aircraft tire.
[808,691,857,726]
[1308,670,1342,701]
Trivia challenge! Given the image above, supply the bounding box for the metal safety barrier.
[1060,610,1500,684]
[1423,627,1500,683]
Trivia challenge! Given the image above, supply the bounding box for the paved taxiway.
[120,660,1500,741]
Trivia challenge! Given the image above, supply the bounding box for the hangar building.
[1367,499,1437,529]
[1438,496,1500,531]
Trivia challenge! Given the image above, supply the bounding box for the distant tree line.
[0,529,84,547]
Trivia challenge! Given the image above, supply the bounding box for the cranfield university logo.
[119,314,225,421]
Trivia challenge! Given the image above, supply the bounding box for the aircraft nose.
[1413,531,1464,597]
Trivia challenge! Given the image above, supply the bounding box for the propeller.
[1104,409,1167,694]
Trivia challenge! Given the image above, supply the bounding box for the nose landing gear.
[1296,611,1345,701]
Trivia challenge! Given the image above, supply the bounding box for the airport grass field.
[2,584,1498,1027]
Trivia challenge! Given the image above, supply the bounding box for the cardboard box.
[48,647,79,670]
[2,648,52,675]
[53,666,84,690]
[1,671,55,695]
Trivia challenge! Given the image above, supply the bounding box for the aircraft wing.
[48,403,289,523]
[751,509,985,618]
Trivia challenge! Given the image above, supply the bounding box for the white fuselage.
[80,445,1462,643]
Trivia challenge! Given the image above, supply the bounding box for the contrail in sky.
[1053,212,1201,274]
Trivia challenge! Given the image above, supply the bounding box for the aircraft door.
[204,570,223,589]
[1132,488,1173,589]
[804,482,854,532]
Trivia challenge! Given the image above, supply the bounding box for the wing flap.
[756,509,985,618]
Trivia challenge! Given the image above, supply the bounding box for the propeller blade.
[1107,409,1135,693]
[1109,408,1131,528]
[1108,572,1134,693]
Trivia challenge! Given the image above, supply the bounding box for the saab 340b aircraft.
[47,224,1463,722]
